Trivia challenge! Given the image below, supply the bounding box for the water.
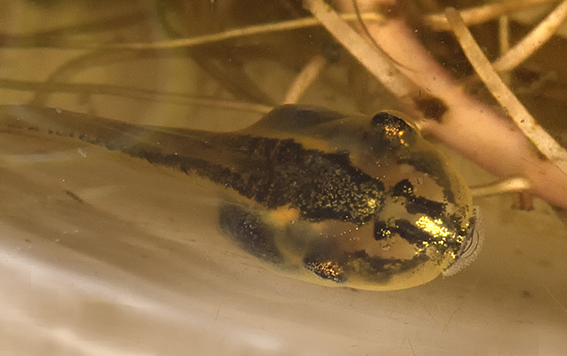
[0,1,566,355]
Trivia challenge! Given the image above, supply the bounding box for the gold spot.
[305,261,345,283]
[269,207,300,224]
[415,216,452,238]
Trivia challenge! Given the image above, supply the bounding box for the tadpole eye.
[371,112,411,130]
[442,207,484,277]
[370,112,417,148]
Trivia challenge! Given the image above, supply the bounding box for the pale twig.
[283,55,327,104]
[316,0,567,209]
[470,178,531,198]
[498,16,510,56]
[0,11,148,47]
[29,50,145,106]
[446,7,567,175]
[0,13,384,50]
[304,0,416,102]
[424,0,559,31]
[0,78,272,114]
[493,0,567,72]
[498,15,512,85]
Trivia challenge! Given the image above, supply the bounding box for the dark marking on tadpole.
[371,112,413,132]
[369,112,418,153]
[397,154,456,204]
[373,220,391,240]
[218,204,283,264]
[392,179,445,218]
[303,256,347,284]
[393,219,432,246]
[118,136,385,224]
[414,96,448,122]
[345,250,430,284]
[405,196,445,219]
[392,179,414,197]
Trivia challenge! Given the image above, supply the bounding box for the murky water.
[0,1,566,355]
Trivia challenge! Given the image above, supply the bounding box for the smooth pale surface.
[0,128,566,356]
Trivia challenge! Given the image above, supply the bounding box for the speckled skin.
[0,105,479,290]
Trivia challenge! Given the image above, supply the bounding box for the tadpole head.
[297,111,480,290]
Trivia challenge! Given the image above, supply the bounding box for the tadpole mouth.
[442,207,484,277]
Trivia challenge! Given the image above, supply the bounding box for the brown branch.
[0,13,385,50]
[423,0,559,31]
[0,78,271,114]
[446,7,567,173]
[492,0,567,72]
[307,0,567,209]
[283,55,328,104]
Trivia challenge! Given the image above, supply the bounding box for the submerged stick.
[446,7,567,174]
[308,0,567,209]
